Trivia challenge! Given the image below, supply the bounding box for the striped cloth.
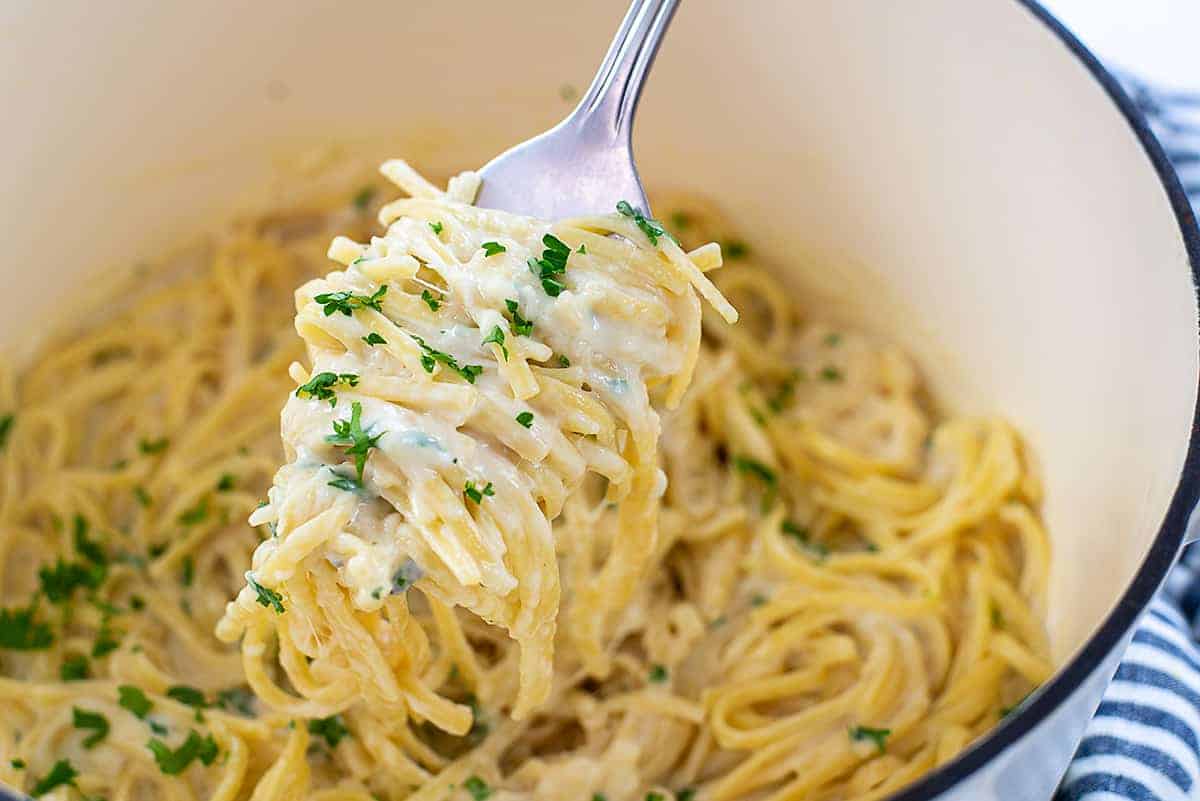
[1060,75,1200,798]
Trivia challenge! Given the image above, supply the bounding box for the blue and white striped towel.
[1060,75,1200,799]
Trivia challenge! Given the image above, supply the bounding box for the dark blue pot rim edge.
[888,2,1200,800]
[2,3,1199,801]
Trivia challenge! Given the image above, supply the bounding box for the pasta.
[0,159,1050,801]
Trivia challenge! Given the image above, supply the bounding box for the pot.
[2,1,1197,799]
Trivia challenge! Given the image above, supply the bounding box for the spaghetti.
[0,160,1050,801]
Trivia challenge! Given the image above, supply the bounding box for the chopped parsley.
[819,365,843,382]
[72,707,109,748]
[177,498,208,526]
[481,241,506,257]
[307,714,349,747]
[362,332,387,346]
[61,654,89,681]
[768,370,804,413]
[646,794,665,801]
[118,685,153,718]
[528,234,571,297]
[0,603,44,651]
[616,200,673,246]
[849,725,891,754]
[781,520,829,561]
[147,730,219,775]
[732,456,777,485]
[245,572,285,614]
[723,239,749,259]
[180,555,194,587]
[326,401,384,481]
[481,326,508,361]
[167,685,207,708]
[130,595,145,611]
[464,480,495,504]
[216,473,235,492]
[91,622,121,657]
[670,211,692,230]
[216,686,256,717]
[0,414,12,451]
[351,186,375,211]
[73,516,107,566]
[314,285,387,317]
[296,372,359,406]
[504,299,534,336]
[824,332,842,347]
[429,220,444,235]
[557,354,570,368]
[464,776,492,800]
[10,758,23,769]
[677,789,696,801]
[421,289,442,311]
[392,560,422,594]
[139,437,169,454]
[39,558,105,604]
[515,411,534,428]
[134,486,152,507]
[592,795,607,801]
[411,335,484,383]
[327,472,364,492]
[648,664,669,683]
[578,243,587,254]
[30,759,77,796]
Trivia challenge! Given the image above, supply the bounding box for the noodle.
[0,161,1050,801]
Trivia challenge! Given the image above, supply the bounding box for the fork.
[474,0,679,220]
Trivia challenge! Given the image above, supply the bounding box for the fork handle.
[569,0,680,145]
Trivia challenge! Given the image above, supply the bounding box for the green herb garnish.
[464,776,492,801]
[352,186,375,211]
[134,486,152,507]
[245,572,285,614]
[147,730,219,775]
[91,622,121,657]
[464,481,495,504]
[30,759,77,796]
[216,473,235,492]
[528,234,571,297]
[557,355,570,368]
[362,332,387,346]
[824,332,842,347]
[327,472,363,492]
[307,715,349,747]
[73,707,109,748]
[61,654,89,681]
[0,414,13,451]
[39,559,105,604]
[616,200,673,246]
[410,335,484,384]
[167,685,207,709]
[216,687,255,717]
[325,401,384,481]
[481,241,506,257]
[314,285,387,317]
[648,664,669,683]
[10,758,24,769]
[73,515,106,565]
[481,326,508,361]
[504,299,534,336]
[180,555,194,587]
[421,289,442,311]
[516,411,534,428]
[139,437,169,454]
[819,366,843,382]
[118,685,153,718]
[732,456,777,485]
[177,498,208,526]
[849,725,891,754]
[723,240,748,259]
[429,220,444,235]
[296,372,359,406]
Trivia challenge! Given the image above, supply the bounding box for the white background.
[1043,0,1200,90]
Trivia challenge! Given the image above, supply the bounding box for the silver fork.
[474,0,679,220]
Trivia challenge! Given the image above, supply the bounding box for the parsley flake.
[410,335,484,384]
[481,326,508,361]
[528,234,571,297]
[429,221,444,235]
[177,498,208,526]
[616,200,674,246]
[216,473,235,492]
[167,685,207,709]
[732,456,777,485]
[351,186,375,211]
[314,285,387,317]
[648,664,669,683]
[481,241,506,257]
[139,437,169,454]
[147,730,219,774]
[134,486,152,507]
[39,559,105,604]
[307,715,349,748]
[820,366,843,382]
[464,776,492,801]
[31,759,77,796]
[849,725,891,754]
[118,685,153,718]
[0,414,13,451]
[516,411,534,428]
[723,239,748,259]
[504,299,534,336]
[325,401,384,481]
[464,481,495,504]
[61,654,89,681]
[421,289,442,311]
[362,332,387,346]
[296,372,359,406]
[245,572,285,614]
[73,707,109,748]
